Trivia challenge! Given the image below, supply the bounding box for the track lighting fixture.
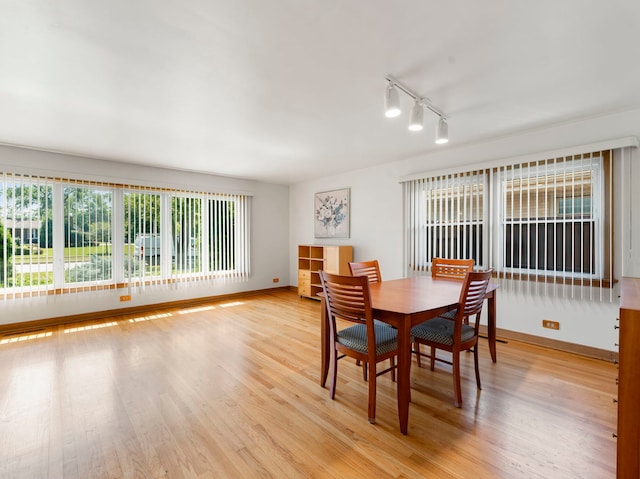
[384,83,401,118]
[408,101,424,131]
[435,117,448,144]
[384,75,449,144]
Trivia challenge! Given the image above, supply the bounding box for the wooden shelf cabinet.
[297,244,353,300]
[617,277,640,478]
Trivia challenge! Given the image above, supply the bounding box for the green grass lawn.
[15,244,129,263]
[13,271,54,286]
[8,244,200,287]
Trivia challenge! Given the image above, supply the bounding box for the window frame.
[61,183,115,288]
[405,171,488,272]
[495,155,605,280]
[404,150,614,292]
[0,174,251,299]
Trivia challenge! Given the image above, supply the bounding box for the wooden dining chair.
[319,271,398,424]
[349,259,391,377]
[348,260,382,284]
[411,270,493,407]
[414,257,476,364]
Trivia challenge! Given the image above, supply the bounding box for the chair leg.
[415,343,422,368]
[362,362,368,381]
[390,357,396,382]
[452,351,462,407]
[368,361,377,424]
[473,345,482,390]
[329,349,338,400]
[430,346,436,371]
[407,355,411,402]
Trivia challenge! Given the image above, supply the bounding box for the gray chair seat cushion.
[337,323,398,355]
[374,319,394,328]
[440,309,457,320]
[411,317,475,346]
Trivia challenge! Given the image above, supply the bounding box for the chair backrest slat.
[431,258,474,280]
[459,270,493,319]
[348,260,382,284]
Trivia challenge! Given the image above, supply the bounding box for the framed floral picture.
[314,188,350,238]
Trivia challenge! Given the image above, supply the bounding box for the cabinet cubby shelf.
[297,245,353,300]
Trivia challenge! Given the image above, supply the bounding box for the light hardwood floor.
[0,290,618,478]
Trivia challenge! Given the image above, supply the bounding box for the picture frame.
[314,188,350,238]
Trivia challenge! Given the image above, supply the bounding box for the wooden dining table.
[319,275,499,435]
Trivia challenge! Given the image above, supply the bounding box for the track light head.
[435,117,449,144]
[384,83,401,118]
[408,101,424,131]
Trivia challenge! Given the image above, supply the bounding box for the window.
[124,191,161,279]
[0,172,251,299]
[405,171,487,272]
[496,153,610,284]
[63,185,113,285]
[208,194,250,278]
[404,149,614,300]
[209,196,235,272]
[0,174,53,292]
[172,195,202,275]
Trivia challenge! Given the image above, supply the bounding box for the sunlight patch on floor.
[0,331,53,344]
[219,301,244,308]
[64,321,118,333]
[129,312,173,323]
[178,306,215,314]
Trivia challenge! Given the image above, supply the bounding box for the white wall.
[0,144,290,325]
[290,108,640,352]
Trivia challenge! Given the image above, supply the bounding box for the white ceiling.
[1,1,639,184]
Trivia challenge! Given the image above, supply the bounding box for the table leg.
[396,315,411,435]
[487,291,497,363]
[320,296,329,387]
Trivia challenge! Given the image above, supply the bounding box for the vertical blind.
[405,170,487,272]
[404,150,614,301]
[1,173,54,298]
[63,179,114,294]
[0,173,251,300]
[124,187,161,289]
[494,152,613,301]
